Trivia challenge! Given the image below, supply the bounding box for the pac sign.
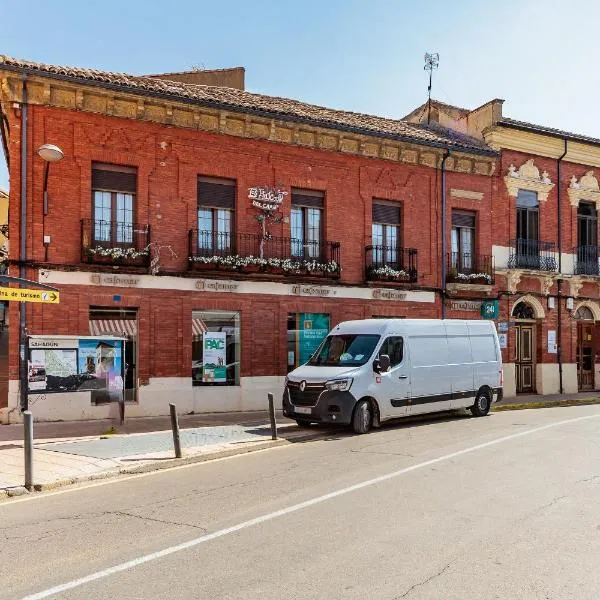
[480,300,499,320]
[205,339,225,350]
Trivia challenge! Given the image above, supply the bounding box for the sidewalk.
[1,393,599,497]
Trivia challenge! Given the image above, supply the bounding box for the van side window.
[379,336,403,367]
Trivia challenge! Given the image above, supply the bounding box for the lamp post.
[19,143,63,412]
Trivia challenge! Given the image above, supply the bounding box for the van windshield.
[308,334,380,367]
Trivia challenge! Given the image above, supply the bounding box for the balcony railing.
[365,245,418,283]
[507,239,557,271]
[188,231,341,278]
[81,219,151,267]
[574,245,600,276]
[446,252,494,284]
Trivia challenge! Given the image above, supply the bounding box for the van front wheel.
[471,389,491,417]
[352,400,372,434]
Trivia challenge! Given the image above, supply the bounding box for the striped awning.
[192,318,208,337]
[89,319,137,338]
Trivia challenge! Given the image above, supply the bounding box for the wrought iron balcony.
[188,231,341,278]
[81,219,151,267]
[507,239,557,271]
[446,252,494,284]
[365,245,418,283]
[574,245,600,276]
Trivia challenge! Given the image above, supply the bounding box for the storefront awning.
[89,319,137,338]
[192,318,208,337]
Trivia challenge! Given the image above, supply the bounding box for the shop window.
[91,163,137,246]
[192,310,240,386]
[197,177,236,254]
[287,313,330,372]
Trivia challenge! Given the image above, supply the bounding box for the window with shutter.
[371,200,401,265]
[197,177,236,254]
[291,189,324,259]
[91,163,137,246]
[451,210,476,273]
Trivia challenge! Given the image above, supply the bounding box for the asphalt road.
[1,405,600,600]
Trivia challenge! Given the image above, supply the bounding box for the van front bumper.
[282,389,356,425]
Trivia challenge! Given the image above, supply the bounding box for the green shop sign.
[480,300,499,320]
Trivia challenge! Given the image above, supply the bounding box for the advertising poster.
[27,337,124,394]
[203,332,227,383]
[298,313,330,364]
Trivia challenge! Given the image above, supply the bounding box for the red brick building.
[407,99,600,396]
[0,56,500,422]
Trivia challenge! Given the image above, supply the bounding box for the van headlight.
[325,378,353,392]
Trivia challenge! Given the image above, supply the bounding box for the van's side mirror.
[373,354,390,373]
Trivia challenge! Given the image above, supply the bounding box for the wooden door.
[515,325,535,393]
[577,322,594,391]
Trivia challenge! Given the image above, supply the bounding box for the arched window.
[512,301,535,320]
[575,306,594,321]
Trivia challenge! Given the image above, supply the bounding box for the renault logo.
[299,380,306,392]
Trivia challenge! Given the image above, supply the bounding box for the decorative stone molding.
[573,299,600,321]
[567,170,600,208]
[504,159,555,202]
[505,270,523,294]
[450,188,484,201]
[568,276,583,298]
[539,275,554,296]
[511,294,545,319]
[0,72,497,177]
[446,282,493,296]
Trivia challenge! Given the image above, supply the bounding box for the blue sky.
[1,0,598,190]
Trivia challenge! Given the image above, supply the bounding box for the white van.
[282,318,503,434]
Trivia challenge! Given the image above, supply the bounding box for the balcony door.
[516,189,539,268]
[372,200,401,267]
[91,163,137,247]
[577,202,598,275]
[197,177,235,255]
[451,210,475,273]
[291,189,324,260]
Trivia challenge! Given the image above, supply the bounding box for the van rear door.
[445,321,476,409]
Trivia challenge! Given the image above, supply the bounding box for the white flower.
[371,265,410,279]
[88,245,149,260]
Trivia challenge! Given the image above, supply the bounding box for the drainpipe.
[440,150,451,319]
[557,139,567,394]
[19,76,28,411]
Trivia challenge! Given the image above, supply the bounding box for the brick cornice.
[0,72,496,176]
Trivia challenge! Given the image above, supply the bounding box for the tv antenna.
[424,52,439,125]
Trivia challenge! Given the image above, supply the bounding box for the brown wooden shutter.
[197,176,236,209]
[452,210,476,228]
[372,201,401,225]
[291,188,324,209]
[92,163,137,193]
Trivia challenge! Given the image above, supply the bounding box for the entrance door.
[577,321,594,391]
[515,324,535,393]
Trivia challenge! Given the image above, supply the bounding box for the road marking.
[21,412,600,600]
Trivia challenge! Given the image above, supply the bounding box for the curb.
[492,397,600,412]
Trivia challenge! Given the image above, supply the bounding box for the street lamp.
[19,143,64,412]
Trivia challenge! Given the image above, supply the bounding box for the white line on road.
[21,412,600,600]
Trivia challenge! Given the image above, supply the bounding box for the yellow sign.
[0,287,60,304]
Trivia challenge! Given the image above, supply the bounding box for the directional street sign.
[0,287,60,304]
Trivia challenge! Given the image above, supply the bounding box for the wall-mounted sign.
[291,285,335,297]
[0,286,60,304]
[202,332,227,383]
[548,330,557,354]
[498,333,508,349]
[248,186,288,212]
[372,289,407,301]
[195,280,239,293]
[497,322,508,332]
[481,300,499,319]
[90,274,139,287]
[448,300,481,312]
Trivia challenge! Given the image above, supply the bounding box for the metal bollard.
[169,403,182,458]
[268,393,278,440]
[24,411,33,491]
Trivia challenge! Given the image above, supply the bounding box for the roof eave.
[498,119,600,149]
[0,63,498,158]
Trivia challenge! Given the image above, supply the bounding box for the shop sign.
[448,300,480,312]
[372,289,407,301]
[298,313,330,364]
[90,274,139,287]
[195,280,239,293]
[248,186,287,212]
[291,285,335,297]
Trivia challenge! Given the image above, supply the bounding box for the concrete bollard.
[268,393,278,440]
[24,411,33,491]
[169,403,182,458]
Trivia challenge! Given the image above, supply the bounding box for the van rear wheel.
[471,389,491,417]
[352,400,372,434]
